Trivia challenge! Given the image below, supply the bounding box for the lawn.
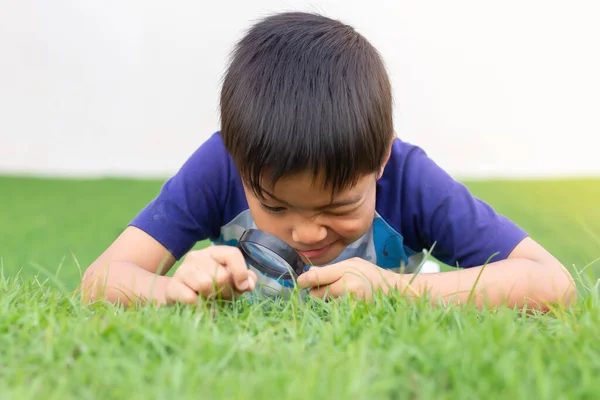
[1,176,600,399]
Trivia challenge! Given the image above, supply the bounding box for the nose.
[291,219,327,245]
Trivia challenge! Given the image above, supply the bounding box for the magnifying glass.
[237,229,307,281]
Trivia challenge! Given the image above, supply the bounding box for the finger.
[178,262,214,293]
[247,270,257,290]
[308,279,346,300]
[180,260,249,300]
[308,285,332,300]
[308,279,366,300]
[205,263,238,299]
[218,269,257,299]
[297,264,348,289]
[209,261,234,287]
[196,264,237,299]
[209,246,251,291]
[204,263,256,300]
[166,279,199,305]
[206,260,257,293]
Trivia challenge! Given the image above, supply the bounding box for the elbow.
[80,265,96,303]
[538,261,578,308]
[80,263,107,304]
[555,263,578,305]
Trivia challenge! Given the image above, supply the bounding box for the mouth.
[295,242,336,261]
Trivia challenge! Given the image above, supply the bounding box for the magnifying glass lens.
[238,229,306,281]
[243,242,291,272]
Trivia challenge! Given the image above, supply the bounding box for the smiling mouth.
[295,242,335,260]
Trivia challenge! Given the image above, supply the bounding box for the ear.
[377,134,395,179]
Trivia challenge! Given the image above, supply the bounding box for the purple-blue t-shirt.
[130,132,527,290]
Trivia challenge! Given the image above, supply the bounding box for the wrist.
[394,273,425,298]
[149,275,172,305]
[121,273,172,306]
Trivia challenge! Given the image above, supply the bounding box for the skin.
[81,149,577,311]
[242,172,378,267]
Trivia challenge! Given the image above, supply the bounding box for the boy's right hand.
[165,246,257,305]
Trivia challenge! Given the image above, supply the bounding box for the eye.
[260,203,287,214]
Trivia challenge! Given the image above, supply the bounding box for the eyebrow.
[260,188,363,210]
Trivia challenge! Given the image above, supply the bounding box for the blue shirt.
[130,132,528,293]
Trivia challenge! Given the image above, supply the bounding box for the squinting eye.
[260,203,287,214]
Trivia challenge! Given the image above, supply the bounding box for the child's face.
[243,170,379,266]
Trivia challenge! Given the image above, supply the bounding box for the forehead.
[261,170,374,207]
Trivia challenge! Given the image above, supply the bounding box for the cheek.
[326,207,375,240]
[328,216,371,238]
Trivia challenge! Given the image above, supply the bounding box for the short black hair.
[220,11,393,198]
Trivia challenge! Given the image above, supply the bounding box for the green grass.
[1,176,600,399]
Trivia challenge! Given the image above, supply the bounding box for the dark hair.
[220,11,393,198]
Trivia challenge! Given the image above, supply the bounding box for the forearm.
[81,261,171,307]
[399,258,577,311]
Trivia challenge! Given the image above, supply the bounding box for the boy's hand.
[165,246,257,305]
[297,257,403,300]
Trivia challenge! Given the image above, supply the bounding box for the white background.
[1,0,599,179]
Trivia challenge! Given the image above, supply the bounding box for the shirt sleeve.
[128,133,231,260]
[397,143,529,268]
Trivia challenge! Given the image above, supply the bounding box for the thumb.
[247,269,258,291]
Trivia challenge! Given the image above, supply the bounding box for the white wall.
[1,0,599,179]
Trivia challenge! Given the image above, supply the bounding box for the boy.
[82,12,576,310]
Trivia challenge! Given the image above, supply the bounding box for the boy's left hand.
[296,258,402,300]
